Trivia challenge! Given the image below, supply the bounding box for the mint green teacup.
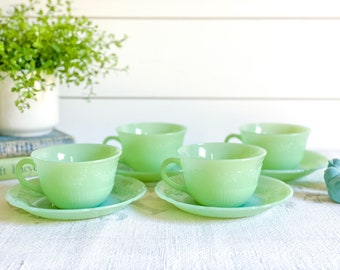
[160,142,266,207]
[15,143,121,209]
[225,123,310,170]
[103,122,186,173]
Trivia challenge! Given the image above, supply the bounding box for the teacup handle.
[224,133,242,143]
[102,136,127,163]
[103,135,121,145]
[160,158,187,192]
[15,158,43,193]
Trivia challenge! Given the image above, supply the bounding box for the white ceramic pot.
[0,73,59,137]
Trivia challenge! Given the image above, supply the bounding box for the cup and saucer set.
[5,122,329,220]
[5,143,147,220]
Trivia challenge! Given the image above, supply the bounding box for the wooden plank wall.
[2,0,340,149]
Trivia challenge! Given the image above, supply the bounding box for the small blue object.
[324,159,340,203]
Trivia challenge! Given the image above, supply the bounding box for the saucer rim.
[5,175,146,220]
[260,150,328,181]
[155,174,293,218]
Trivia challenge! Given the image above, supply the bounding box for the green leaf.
[0,0,128,111]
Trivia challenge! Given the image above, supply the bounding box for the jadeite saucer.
[261,150,328,182]
[5,175,146,220]
[117,162,181,182]
[155,175,293,219]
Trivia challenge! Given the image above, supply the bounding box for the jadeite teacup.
[160,142,266,207]
[103,122,186,173]
[15,143,121,209]
[225,123,310,170]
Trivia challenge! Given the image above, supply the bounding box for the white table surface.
[0,150,339,270]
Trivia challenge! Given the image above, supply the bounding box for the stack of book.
[0,129,75,180]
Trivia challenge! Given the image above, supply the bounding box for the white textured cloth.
[0,150,339,270]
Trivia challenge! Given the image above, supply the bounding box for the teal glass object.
[324,159,340,203]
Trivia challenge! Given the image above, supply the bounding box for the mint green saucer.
[5,175,146,220]
[261,150,328,182]
[155,175,293,218]
[117,162,181,182]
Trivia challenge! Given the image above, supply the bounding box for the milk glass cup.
[160,142,266,207]
[225,123,310,170]
[15,143,121,209]
[103,122,186,173]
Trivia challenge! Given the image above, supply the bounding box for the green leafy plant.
[0,0,127,112]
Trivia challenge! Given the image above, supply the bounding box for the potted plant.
[0,0,126,136]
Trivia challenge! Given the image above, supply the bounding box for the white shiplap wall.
[2,0,340,149]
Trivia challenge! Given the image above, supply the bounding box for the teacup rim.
[178,142,267,161]
[30,143,122,164]
[116,121,187,135]
[239,122,310,135]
